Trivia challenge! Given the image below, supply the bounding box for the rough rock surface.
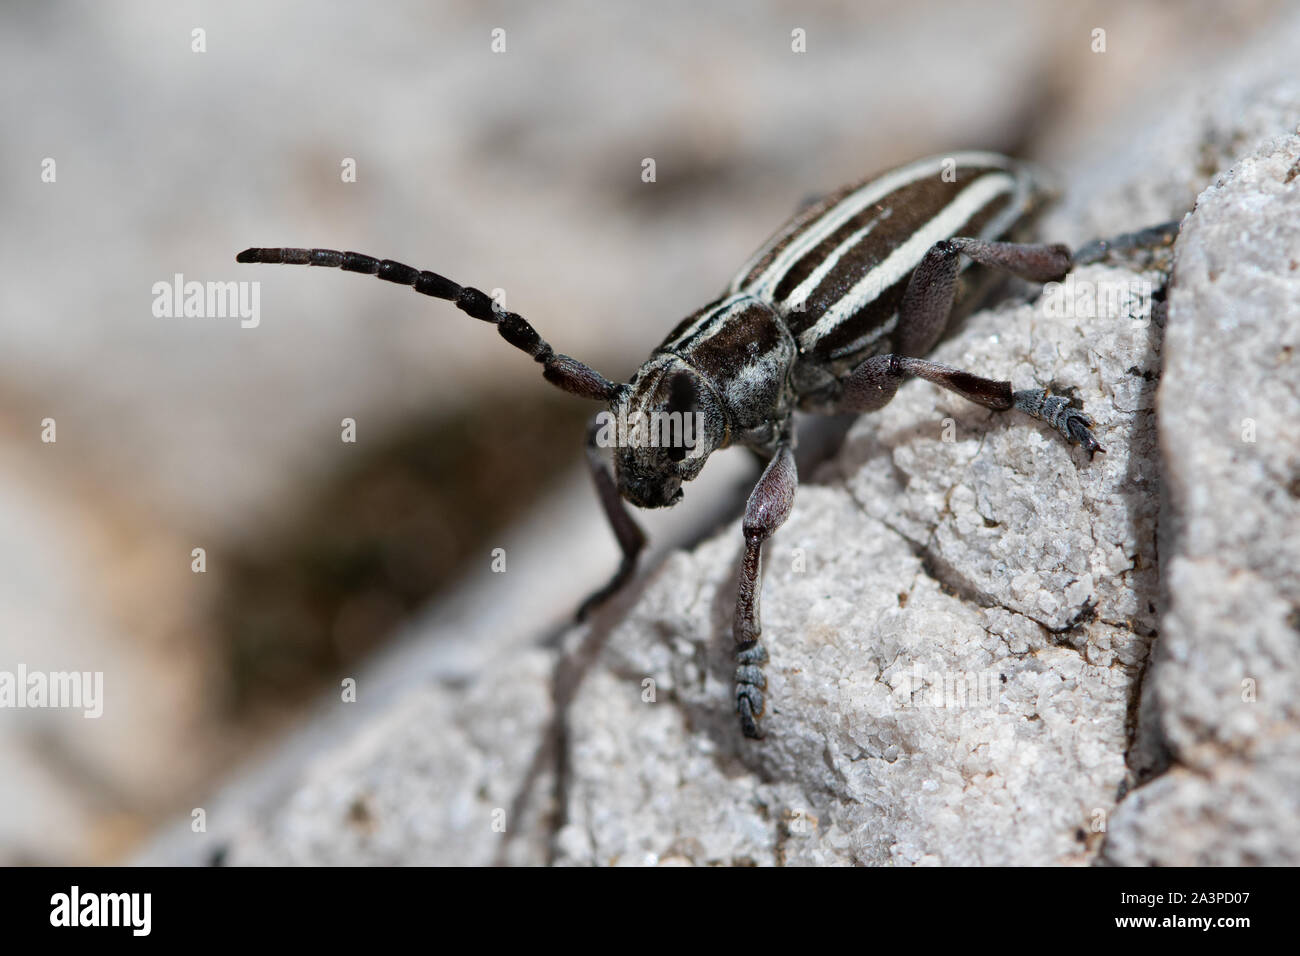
[226,649,558,867]
[1100,135,1300,866]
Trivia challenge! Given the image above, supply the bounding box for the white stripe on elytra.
[780,207,892,314]
[665,292,755,349]
[826,312,899,360]
[732,151,1016,302]
[728,210,812,296]
[798,171,1016,351]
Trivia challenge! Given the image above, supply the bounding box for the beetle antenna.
[236,247,620,401]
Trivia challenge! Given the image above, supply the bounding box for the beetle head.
[604,356,727,509]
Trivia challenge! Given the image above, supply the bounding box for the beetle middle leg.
[895,236,1072,357]
[835,234,1101,452]
[838,354,1102,452]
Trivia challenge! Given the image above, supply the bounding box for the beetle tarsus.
[736,651,768,739]
[1013,388,1103,456]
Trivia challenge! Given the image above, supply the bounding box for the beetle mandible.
[239,151,1114,740]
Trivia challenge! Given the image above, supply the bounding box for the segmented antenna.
[236,247,620,401]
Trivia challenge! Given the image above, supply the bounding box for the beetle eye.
[666,370,697,416]
[667,444,687,462]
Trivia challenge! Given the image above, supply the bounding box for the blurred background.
[0,0,1288,863]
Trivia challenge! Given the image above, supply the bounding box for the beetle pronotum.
[239,151,1117,740]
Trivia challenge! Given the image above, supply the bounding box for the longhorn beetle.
[238,151,1108,740]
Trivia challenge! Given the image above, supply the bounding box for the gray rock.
[215,648,558,867]
[1100,134,1300,866]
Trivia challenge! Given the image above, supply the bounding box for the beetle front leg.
[734,434,797,739]
[576,415,647,621]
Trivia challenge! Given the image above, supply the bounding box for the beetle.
[238,150,1109,740]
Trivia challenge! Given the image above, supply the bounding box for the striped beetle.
[238,151,1108,740]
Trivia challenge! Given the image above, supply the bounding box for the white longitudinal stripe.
[827,312,899,360]
[797,171,1016,350]
[779,207,892,314]
[728,203,821,295]
[731,151,1017,301]
[665,292,754,348]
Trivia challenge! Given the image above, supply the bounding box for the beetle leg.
[895,237,1072,356]
[837,354,1103,455]
[575,414,648,621]
[734,429,797,739]
[1072,220,1181,272]
[837,233,1101,453]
